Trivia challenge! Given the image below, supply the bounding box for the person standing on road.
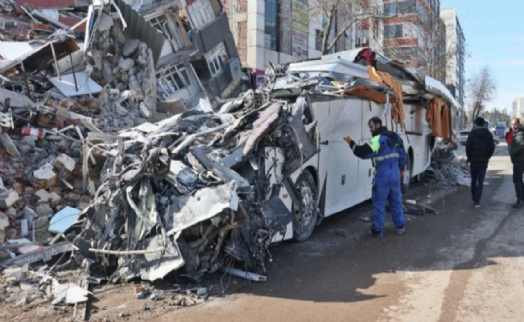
[506,128,513,154]
[344,117,408,237]
[466,117,495,208]
[510,118,524,208]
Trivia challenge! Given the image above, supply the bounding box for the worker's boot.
[396,226,406,235]
[512,201,523,209]
[369,227,383,238]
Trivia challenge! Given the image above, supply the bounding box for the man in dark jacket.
[466,117,495,208]
[510,118,524,208]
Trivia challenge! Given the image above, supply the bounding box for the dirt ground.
[3,145,523,322]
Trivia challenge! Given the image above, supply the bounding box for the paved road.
[85,145,522,322]
[159,145,524,322]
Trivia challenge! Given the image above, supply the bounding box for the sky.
[441,0,523,112]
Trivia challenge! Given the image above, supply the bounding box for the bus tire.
[401,154,412,194]
[293,171,318,242]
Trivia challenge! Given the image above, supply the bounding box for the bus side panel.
[403,104,432,177]
[311,98,364,217]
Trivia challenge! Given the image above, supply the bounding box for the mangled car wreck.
[0,0,460,308]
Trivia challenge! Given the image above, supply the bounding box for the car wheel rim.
[298,182,315,227]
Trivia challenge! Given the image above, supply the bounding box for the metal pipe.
[50,43,62,81]
[20,62,32,100]
[69,52,78,92]
[222,267,267,282]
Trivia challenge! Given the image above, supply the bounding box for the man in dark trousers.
[466,117,495,208]
[344,117,407,237]
[510,118,524,208]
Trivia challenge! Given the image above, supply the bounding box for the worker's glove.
[343,136,353,144]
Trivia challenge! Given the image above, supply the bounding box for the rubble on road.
[425,142,470,188]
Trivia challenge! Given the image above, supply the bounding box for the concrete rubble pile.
[83,7,157,132]
[425,142,470,188]
[0,0,278,308]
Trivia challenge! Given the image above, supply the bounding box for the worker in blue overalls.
[344,117,408,237]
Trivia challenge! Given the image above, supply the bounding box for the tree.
[468,66,497,121]
[376,2,465,83]
[309,0,388,55]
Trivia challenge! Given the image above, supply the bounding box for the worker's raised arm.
[344,136,379,159]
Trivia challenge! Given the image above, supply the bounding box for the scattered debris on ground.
[425,142,470,188]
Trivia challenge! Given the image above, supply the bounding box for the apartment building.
[513,97,524,119]
[382,0,442,71]
[222,0,384,86]
[440,8,465,109]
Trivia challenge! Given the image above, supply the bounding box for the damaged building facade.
[137,0,242,109]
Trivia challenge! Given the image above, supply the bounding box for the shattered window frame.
[205,42,228,77]
[187,0,216,29]
[149,14,183,51]
[156,64,192,98]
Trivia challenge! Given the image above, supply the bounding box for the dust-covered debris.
[425,142,470,188]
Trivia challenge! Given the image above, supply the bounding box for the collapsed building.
[0,0,463,312]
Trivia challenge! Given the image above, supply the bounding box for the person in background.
[466,117,495,208]
[510,118,524,208]
[343,117,407,237]
[506,127,513,154]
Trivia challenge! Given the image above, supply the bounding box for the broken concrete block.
[0,228,5,243]
[18,145,32,154]
[36,203,53,217]
[33,165,57,189]
[20,136,36,147]
[123,39,140,57]
[119,58,134,72]
[0,133,20,157]
[0,190,19,209]
[34,189,51,204]
[53,154,75,179]
[6,228,16,239]
[97,13,113,31]
[0,212,9,229]
[49,192,61,205]
[6,208,16,218]
[33,216,49,243]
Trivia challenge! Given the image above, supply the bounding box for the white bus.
[262,50,459,242]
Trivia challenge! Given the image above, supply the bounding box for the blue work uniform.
[349,126,407,236]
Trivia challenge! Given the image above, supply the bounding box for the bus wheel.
[293,171,318,242]
[401,154,412,194]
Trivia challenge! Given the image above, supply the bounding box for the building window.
[157,64,191,98]
[206,42,228,77]
[384,2,397,15]
[385,1,416,15]
[187,0,215,29]
[384,25,403,39]
[315,29,323,51]
[264,0,278,51]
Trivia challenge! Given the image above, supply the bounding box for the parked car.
[460,130,470,145]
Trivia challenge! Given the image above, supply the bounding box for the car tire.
[292,171,318,242]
